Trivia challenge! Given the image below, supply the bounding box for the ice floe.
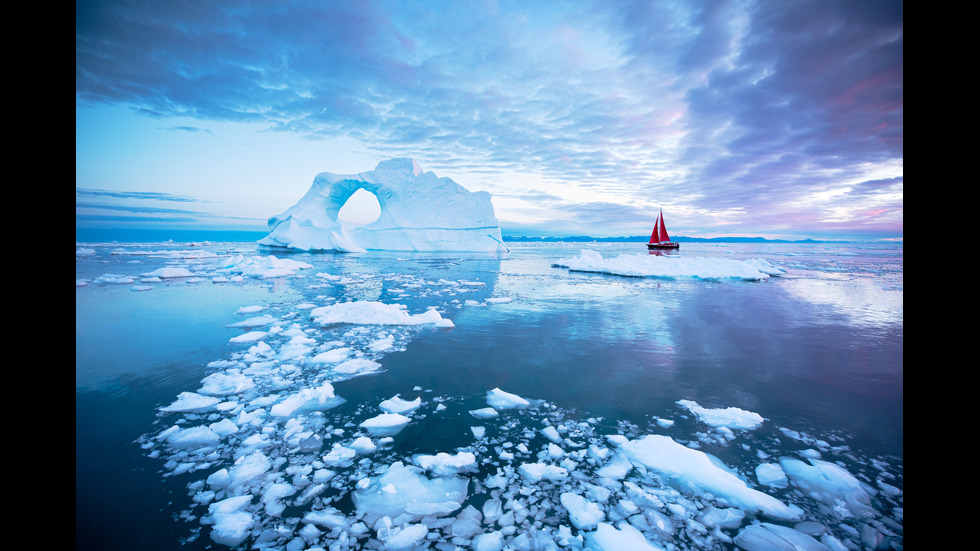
[557,249,785,280]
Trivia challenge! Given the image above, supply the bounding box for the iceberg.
[259,158,508,252]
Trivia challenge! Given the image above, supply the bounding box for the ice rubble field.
[77,246,902,551]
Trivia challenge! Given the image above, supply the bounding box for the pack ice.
[259,158,508,253]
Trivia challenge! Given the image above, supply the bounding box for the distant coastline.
[76,227,898,245]
[502,234,858,244]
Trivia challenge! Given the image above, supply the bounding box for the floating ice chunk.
[322,443,357,467]
[451,505,483,539]
[380,395,421,414]
[368,334,396,352]
[198,370,255,396]
[77,247,96,256]
[676,399,765,430]
[469,407,499,419]
[698,505,746,529]
[278,336,316,361]
[733,522,831,551]
[236,305,265,315]
[229,331,267,343]
[596,453,633,480]
[620,435,803,521]
[485,297,512,304]
[141,267,195,278]
[756,462,789,488]
[560,492,604,530]
[209,418,239,437]
[518,462,569,483]
[473,530,505,551]
[585,522,665,551]
[352,462,468,524]
[351,436,377,454]
[303,506,349,531]
[540,426,562,443]
[309,347,352,364]
[548,443,565,458]
[227,314,278,328]
[414,452,477,476]
[270,382,345,417]
[218,255,312,278]
[334,358,383,377]
[224,450,272,488]
[360,413,412,436]
[486,387,531,409]
[207,495,254,547]
[159,392,220,413]
[376,519,428,549]
[162,425,220,449]
[94,273,135,284]
[559,249,782,280]
[778,457,877,519]
[262,482,296,517]
[311,300,445,326]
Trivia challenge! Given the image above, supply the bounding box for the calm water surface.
[76,240,902,550]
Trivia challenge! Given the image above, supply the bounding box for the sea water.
[75,239,902,551]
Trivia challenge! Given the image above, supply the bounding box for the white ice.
[733,522,832,551]
[618,434,803,521]
[677,399,765,430]
[558,249,785,280]
[206,495,254,546]
[380,395,422,414]
[216,255,313,278]
[359,413,412,436]
[586,522,665,551]
[311,300,446,326]
[486,387,531,409]
[351,462,469,524]
[778,457,878,519]
[414,451,478,476]
[259,158,508,252]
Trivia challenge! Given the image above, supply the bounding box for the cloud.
[75,188,264,227]
[76,0,902,239]
[75,188,201,203]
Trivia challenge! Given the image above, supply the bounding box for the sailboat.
[647,208,680,250]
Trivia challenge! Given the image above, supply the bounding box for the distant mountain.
[500,234,847,244]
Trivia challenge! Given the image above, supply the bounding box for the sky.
[76,0,902,241]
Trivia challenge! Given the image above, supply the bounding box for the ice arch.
[338,188,381,225]
[259,159,508,252]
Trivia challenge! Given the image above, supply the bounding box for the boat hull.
[647,242,679,250]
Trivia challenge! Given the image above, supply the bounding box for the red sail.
[649,213,660,243]
[657,209,671,243]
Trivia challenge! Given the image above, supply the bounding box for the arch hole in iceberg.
[337,187,381,226]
